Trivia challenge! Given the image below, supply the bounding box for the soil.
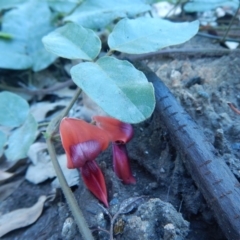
[1,35,240,240]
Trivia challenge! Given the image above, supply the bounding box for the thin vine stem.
[221,1,240,43]
[46,87,94,240]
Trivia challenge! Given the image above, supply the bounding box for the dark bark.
[142,67,240,240]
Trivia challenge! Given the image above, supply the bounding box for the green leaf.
[0,91,29,128]
[108,18,199,54]
[71,56,155,123]
[5,114,38,161]
[42,22,101,61]
[184,0,239,12]
[64,0,151,30]
[0,1,57,71]
[0,50,32,70]
[0,131,7,157]
[0,32,13,40]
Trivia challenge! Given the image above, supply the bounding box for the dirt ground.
[1,35,240,240]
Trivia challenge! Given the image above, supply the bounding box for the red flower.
[81,161,108,207]
[60,118,109,169]
[60,117,109,206]
[93,116,136,184]
[93,116,133,144]
[112,143,136,184]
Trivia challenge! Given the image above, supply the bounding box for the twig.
[164,0,182,18]
[0,79,74,97]
[91,227,110,235]
[65,0,83,17]
[139,64,240,240]
[46,88,94,240]
[198,32,240,43]
[124,48,238,61]
[227,102,240,115]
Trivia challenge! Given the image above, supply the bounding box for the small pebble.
[110,198,119,205]
[61,217,77,240]
[160,168,165,173]
[149,182,158,189]
[164,223,176,240]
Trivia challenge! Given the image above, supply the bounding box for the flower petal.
[70,140,101,168]
[80,160,108,207]
[112,143,136,184]
[60,117,109,168]
[93,116,133,143]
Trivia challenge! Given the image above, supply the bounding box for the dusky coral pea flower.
[80,160,108,207]
[93,116,136,184]
[59,117,109,206]
[60,117,109,169]
[93,116,133,143]
[112,143,136,184]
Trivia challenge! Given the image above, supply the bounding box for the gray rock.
[123,198,189,240]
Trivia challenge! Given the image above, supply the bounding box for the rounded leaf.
[71,57,155,123]
[0,49,32,70]
[0,0,57,71]
[108,18,199,54]
[42,22,101,60]
[64,0,150,30]
[0,91,29,127]
[5,113,38,161]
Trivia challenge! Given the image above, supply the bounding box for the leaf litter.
[0,194,55,237]
[26,142,79,187]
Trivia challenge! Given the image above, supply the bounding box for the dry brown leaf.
[0,195,47,237]
[26,153,79,187]
[0,159,27,173]
[30,100,68,122]
[0,179,24,201]
[25,160,55,184]
[27,142,48,165]
[0,170,14,183]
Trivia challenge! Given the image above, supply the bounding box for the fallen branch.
[140,66,240,240]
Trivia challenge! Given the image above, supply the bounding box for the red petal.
[70,140,101,168]
[112,143,136,184]
[93,116,133,143]
[80,161,108,207]
[59,117,109,169]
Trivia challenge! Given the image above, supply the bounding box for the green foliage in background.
[43,17,199,123]
[0,92,37,160]
[0,0,201,161]
[64,0,151,29]
[0,0,57,71]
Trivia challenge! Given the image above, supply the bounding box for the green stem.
[106,49,114,56]
[66,0,83,17]
[46,88,94,240]
[221,2,240,43]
